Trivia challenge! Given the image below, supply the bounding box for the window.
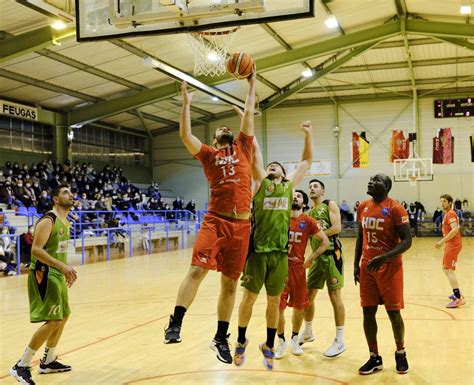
[0,117,51,154]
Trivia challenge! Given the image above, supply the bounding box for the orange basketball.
[226,52,254,79]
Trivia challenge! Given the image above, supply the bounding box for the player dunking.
[10,185,77,385]
[234,121,313,370]
[436,194,465,308]
[354,174,412,375]
[164,68,256,365]
[275,190,329,359]
[299,179,346,357]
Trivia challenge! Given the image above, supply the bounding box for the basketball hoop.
[187,27,239,77]
[408,174,418,187]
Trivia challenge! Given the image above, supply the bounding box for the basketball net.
[408,174,418,187]
[187,28,239,77]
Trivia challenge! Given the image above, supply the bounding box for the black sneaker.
[210,334,233,364]
[9,362,36,384]
[164,315,182,344]
[38,358,72,374]
[359,355,383,375]
[395,351,409,374]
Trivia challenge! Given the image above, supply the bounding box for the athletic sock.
[453,288,461,299]
[278,333,285,341]
[42,346,56,364]
[214,321,229,341]
[304,321,312,334]
[368,343,379,356]
[172,306,187,325]
[336,326,344,343]
[238,326,247,345]
[266,328,277,349]
[291,331,298,339]
[18,346,36,367]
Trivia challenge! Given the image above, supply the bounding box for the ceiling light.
[207,52,220,62]
[302,69,313,78]
[211,96,219,101]
[51,20,67,30]
[460,4,472,14]
[324,15,338,29]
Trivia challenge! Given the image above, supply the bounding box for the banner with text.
[0,100,38,121]
[283,160,331,176]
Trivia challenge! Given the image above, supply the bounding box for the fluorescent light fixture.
[211,96,219,101]
[207,52,220,62]
[51,20,67,30]
[302,69,313,78]
[460,4,472,14]
[143,56,245,109]
[325,15,338,28]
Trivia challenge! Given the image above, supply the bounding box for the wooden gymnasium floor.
[0,237,472,385]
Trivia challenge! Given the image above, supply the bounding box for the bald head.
[367,173,392,201]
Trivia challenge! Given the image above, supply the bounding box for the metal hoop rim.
[191,26,240,36]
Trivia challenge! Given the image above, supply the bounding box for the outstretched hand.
[247,62,257,87]
[233,105,244,119]
[181,81,193,104]
[301,121,313,135]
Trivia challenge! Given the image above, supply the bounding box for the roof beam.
[405,19,474,39]
[0,26,75,63]
[69,21,401,125]
[433,36,474,51]
[301,75,474,93]
[262,42,378,110]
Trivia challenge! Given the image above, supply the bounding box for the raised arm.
[240,64,257,137]
[287,121,313,187]
[252,137,267,194]
[179,82,202,155]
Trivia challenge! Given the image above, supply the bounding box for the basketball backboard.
[75,0,315,41]
[393,157,434,186]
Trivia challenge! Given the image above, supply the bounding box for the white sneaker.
[290,336,304,356]
[274,338,287,359]
[298,330,315,346]
[324,339,346,357]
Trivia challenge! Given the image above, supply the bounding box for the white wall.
[153,98,474,212]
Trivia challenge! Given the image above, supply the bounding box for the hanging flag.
[389,130,409,162]
[352,131,369,168]
[433,128,454,164]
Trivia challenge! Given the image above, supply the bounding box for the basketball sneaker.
[258,343,275,371]
[9,362,35,384]
[164,315,182,344]
[358,354,383,375]
[209,334,232,364]
[274,338,287,359]
[323,339,346,358]
[298,329,315,346]
[38,358,72,374]
[446,296,466,308]
[448,294,456,300]
[395,351,409,374]
[290,336,304,356]
[233,339,248,367]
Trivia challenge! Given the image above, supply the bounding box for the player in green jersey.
[10,185,77,385]
[234,121,313,371]
[299,179,346,358]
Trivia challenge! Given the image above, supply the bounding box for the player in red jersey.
[164,67,257,365]
[274,190,329,359]
[435,194,465,308]
[354,174,412,375]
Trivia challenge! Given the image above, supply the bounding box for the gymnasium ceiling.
[1,0,474,137]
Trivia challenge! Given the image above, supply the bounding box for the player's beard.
[292,202,302,210]
[217,132,234,146]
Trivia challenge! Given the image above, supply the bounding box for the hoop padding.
[187,28,239,77]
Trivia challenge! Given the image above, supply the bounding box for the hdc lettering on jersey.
[361,217,385,230]
[263,197,288,210]
[214,152,240,166]
[289,231,302,243]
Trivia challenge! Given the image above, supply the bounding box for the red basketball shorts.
[191,212,250,280]
[360,258,404,311]
[279,264,309,311]
[443,243,462,270]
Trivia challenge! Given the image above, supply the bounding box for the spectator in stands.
[19,225,34,267]
[408,202,419,237]
[186,200,196,216]
[0,180,23,208]
[80,192,92,210]
[415,201,426,221]
[0,170,5,184]
[173,197,183,210]
[454,198,463,219]
[2,161,12,175]
[37,190,52,214]
[339,200,351,221]
[24,180,37,207]
[15,180,34,207]
[0,226,16,276]
[401,201,408,210]
[433,206,443,234]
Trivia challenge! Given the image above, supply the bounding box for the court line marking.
[122,369,350,385]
